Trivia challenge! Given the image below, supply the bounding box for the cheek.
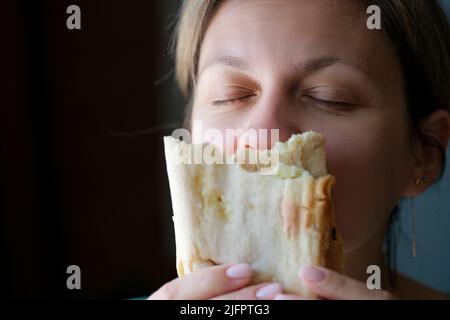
[322,115,413,251]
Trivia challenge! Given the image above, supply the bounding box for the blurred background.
[2,0,450,299]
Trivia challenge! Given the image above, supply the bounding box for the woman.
[151,0,450,299]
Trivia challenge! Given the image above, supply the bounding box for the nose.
[240,88,301,150]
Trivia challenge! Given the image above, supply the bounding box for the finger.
[212,282,282,300]
[299,266,396,300]
[274,294,306,300]
[149,263,252,300]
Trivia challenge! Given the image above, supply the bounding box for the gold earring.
[415,176,423,185]
[409,198,417,258]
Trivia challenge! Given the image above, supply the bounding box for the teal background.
[394,0,450,294]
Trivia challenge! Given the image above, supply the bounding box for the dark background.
[3,0,183,299]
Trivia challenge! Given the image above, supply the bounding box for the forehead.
[198,0,399,81]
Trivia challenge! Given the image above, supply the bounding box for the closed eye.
[212,94,255,106]
[303,95,354,110]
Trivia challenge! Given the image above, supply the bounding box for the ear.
[401,109,450,197]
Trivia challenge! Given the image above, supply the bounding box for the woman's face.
[191,0,416,252]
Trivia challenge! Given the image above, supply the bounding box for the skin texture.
[151,0,450,299]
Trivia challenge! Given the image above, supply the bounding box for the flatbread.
[163,131,345,298]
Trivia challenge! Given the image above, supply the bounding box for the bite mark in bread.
[164,131,345,298]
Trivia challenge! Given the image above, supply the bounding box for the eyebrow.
[300,56,343,74]
[198,55,368,78]
[198,55,251,75]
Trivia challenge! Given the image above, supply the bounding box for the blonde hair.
[173,0,219,98]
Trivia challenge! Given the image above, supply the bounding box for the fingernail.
[274,294,305,300]
[256,283,282,299]
[225,263,252,279]
[299,266,326,283]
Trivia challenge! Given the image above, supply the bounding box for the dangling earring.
[409,197,417,258]
[409,175,422,258]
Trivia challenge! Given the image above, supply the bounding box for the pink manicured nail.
[256,283,282,299]
[299,266,326,282]
[274,294,305,300]
[226,264,252,279]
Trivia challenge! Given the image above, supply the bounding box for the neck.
[344,220,392,291]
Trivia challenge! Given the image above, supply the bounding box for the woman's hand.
[275,266,397,300]
[148,263,282,300]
